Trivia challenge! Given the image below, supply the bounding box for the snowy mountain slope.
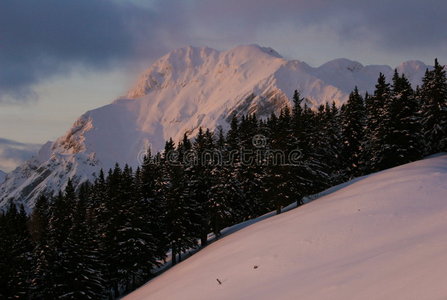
[0,170,5,184]
[0,45,433,209]
[125,154,447,300]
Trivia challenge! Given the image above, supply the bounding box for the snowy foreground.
[125,154,447,300]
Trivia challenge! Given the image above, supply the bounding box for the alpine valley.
[0,45,431,209]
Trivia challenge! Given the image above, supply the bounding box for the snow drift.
[125,154,447,300]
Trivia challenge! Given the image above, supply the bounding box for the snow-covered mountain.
[0,170,6,184]
[0,45,431,209]
[125,154,447,300]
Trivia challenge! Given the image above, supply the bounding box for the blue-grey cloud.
[193,0,447,64]
[0,0,191,102]
[0,138,41,172]
[330,0,447,51]
[2,0,446,103]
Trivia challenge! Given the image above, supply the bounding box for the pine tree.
[295,104,330,203]
[292,90,304,130]
[223,115,248,223]
[32,195,59,299]
[326,102,345,182]
[40,189,75,297]
[341,87,366,177]
[237,114,268,218]
[420,59,447,154]
[185,128,214,247]
[178,133,192,164]
[263,139,290,213]
[29,195,50,297]
[379,70,423,167]
[264,107,303,214]
[226,113,240,151]
[29,195,50,243]
[61,189,105,299]
[289,93,318,203]
[365,74,393,171]
[161,139,197,265]
[98,164,125,297]
[0,203,33,299]
[208,130,240,238]
[139,149,169,266]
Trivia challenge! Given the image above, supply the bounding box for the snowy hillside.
[0,45,432,209]
[125,154,447,300]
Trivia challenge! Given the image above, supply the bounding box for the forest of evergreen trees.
[1,60,446,299]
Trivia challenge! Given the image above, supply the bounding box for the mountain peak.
[228,44,283,58]
[127,45,285,99]
[127,46,220,98]
[163,45,218,63]
[396,60,428,74]
[319,58,364,72]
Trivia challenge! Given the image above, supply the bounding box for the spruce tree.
[208,130,241,237]
[139,149,169,266]
[62,189,105,299]
[420,59,447,154]
[380,70,423,167]
[29,195,50,297]
[237,114,267,218]
[0,203,33,299]
[341,87,366,177]
[161,139,197,265]
[326,102,345,182]
[98,164,125,297]
[264,107,305,214]
[29,195,50,243]
[185,128,214,247]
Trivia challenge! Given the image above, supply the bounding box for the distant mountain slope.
[0,44,432,209]
[0,170,5,184]
[125,154,447,300]
[0,138,41,172]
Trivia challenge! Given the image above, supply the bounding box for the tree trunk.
[276,205,282,215]
[201,233,208,247]
[112,282,119,299]
[172,246,177,266]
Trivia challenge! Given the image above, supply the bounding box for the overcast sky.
[1,0,446,168]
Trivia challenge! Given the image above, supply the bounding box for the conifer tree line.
[1,60,446,299]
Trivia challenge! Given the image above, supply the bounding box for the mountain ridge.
[0,44,435,209]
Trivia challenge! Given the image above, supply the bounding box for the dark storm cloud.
[0,0,190,102]
[2,0,446,103]
[194,0,447,59]
[349,0,447,50]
